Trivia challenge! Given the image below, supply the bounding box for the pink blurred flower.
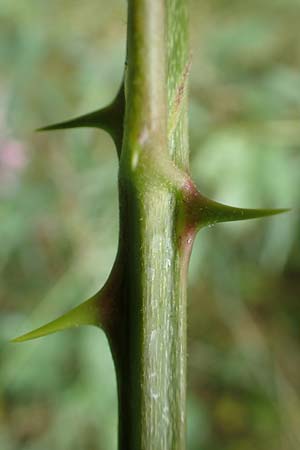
[0,139,28,195]
[0,140,27,171]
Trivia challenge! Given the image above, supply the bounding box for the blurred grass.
[0,0,299,449]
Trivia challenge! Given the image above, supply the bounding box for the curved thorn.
[11,292,102,343]
[193,194,290,228]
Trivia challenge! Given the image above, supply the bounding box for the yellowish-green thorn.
[11,293,101,343]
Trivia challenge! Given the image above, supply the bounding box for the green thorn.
[36,108,111,132]
[11,293,101,343]
[195,195,290,227]
[36,80,125,152]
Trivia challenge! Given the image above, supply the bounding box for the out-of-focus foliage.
[0,1,299,449]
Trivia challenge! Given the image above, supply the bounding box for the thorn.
[11,293,102,343]
[36,79,125,153]
[36,109,109,132]
[193,194,290,227]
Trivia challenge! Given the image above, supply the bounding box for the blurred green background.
[0,1,299,449]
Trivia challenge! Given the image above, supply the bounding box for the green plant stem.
[108,1,190,449]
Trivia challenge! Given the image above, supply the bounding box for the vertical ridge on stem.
[124,0,168,165]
